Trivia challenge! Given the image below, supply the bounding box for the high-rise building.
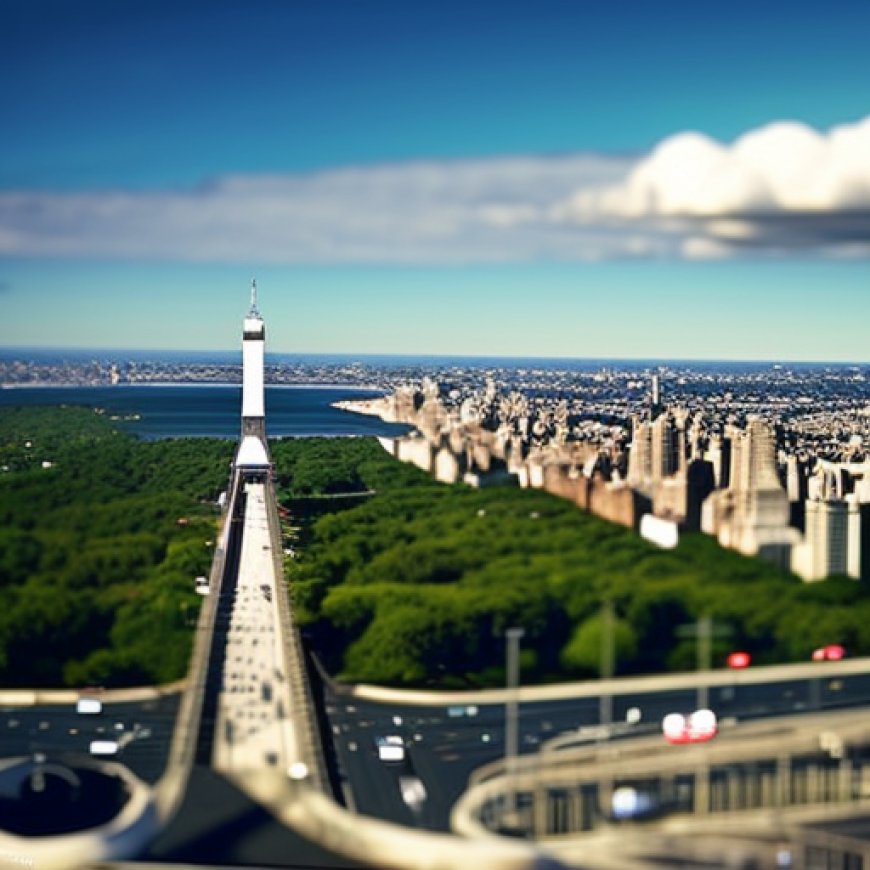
[847,495,863,580]
[795,498,850,580]
[702,417,797,568]
[792,467,865,581]
[241,278,266,445]
[651,413,679,480]
[235,279,270,472]
[628,412,682,493]
[627,418,652,490]
[651,373,662,419]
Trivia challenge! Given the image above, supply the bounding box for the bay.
[0,385,410,440]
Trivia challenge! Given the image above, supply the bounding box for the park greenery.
[2,406,868,690]
[281,439,870,687]
[0,406,232,687]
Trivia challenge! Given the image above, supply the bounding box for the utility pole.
[599,600,615,728]
[504,627,525,822]
[677,614,730,710]
[697,614,712,709]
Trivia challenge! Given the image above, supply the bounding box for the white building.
[236,279,270,474]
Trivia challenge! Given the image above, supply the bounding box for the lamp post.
[677,614,731,710]
[599,599,615,728]
[504,626,525,822]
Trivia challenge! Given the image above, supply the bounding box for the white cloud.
[0,155,634,265]
[1,116,868,264]
[564,116,870,219]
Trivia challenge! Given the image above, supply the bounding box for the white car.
[76,698,102,715]
[376,735,405,762]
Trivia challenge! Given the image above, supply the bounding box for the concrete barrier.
[342,656,870,708]
[227,768,563,870]
[0,682,186,709]
[153,468,242,823]
[0,759,158,870]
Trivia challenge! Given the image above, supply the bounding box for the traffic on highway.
[321,661,870,831]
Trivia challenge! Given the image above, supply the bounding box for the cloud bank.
[0,117,868,264]
[557,115,870,258]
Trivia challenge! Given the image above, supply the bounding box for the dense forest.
[281,440,870,687]
[3,407,868,690]
[0,406,233,687]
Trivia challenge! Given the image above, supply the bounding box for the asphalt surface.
[3,666,869,845]
[323,670,870,832]
[140,475,359,869]
[0,693,180,784]
[213,481,297,773]
[142,766,363,869]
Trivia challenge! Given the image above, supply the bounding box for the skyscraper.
[235,279,270,473]
[650,373,663,420]
[797,498,850,580]
[702,417,797,568]
[242,278,266,445]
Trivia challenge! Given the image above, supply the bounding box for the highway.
[4,651,867,841]
[0,694,180,784]
[323,664,870,832]
[212,480,298,774]
[142,472,352,866]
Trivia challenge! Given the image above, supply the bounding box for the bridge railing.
[452,709,870,841]
[153,467,243,822]
[263,477,330,793]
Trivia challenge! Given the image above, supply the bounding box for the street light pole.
[697,614,712,710]
[677,614,729,711]
[504,626,525,821]
[599,599,615,728]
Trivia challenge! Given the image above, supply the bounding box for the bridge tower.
[236,278,271,473]
[241,278,266,442]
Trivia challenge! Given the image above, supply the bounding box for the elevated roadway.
[323,656,870,833]
[449,707,870,868]
[5,462,870,868]
[211,480,305,775]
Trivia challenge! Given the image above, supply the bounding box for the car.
[726,651,751,669]
[76,698,102,715]
[662,709,718,744]
[399,775,427,809]
[611,786,657,820]
[375,735,405,762]
[813,644,846,661]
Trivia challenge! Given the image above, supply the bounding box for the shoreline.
[1,381,386,391]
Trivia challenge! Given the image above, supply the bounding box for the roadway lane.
[213,481,297,774]
[323,667,870,832]
[0,694,180,784]
[146,477,364,868]
[142,766,362,868]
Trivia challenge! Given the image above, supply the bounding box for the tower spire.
[249,277,260,317]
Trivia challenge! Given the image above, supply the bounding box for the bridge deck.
[212,481,298,774]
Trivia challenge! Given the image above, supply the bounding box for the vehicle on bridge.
[662,709,718,744]
[376,735,406,762]
[813,644,846,661]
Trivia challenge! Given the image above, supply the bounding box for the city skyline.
[1,0,869,360]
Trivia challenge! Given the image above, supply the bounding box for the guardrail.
[451,708,870,842]
[227,768,556,870]
[263,477,330,793]
[0,758,159,870]
[344,656,870,708]
[153,467,242,823]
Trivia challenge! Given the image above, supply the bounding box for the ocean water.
[0,385,410,440]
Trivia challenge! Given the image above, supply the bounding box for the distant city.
[3,347,869,586]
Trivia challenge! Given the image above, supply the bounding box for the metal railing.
[263,476,330,793]
[153,468,242,822]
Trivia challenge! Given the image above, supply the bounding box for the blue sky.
[1,0,869,359]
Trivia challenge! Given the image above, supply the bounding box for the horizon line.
[1,345,869,367]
